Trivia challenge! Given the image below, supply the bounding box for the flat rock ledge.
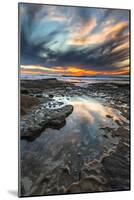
[20,104,73,141]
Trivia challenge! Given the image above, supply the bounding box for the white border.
[0,0,133,199]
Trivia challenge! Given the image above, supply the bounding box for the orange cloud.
[20,70,46,75]
[112,41,129,53]
[67,21,128,46]
[20,65,97,76]
[46,7,68,22]
[65,67,97,76]
[20,65,129,77]
[71,17,97,38]
[102,70,129,76]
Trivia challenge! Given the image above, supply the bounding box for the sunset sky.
[19,3,130,77]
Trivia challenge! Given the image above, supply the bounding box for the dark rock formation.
[21,104,73,140]
[21,95,40,115]
[20,79,130,196]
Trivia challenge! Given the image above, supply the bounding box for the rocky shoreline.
[20,78,130,196]
[21,104,73,140]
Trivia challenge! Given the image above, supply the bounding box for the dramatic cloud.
[19,3,130,76]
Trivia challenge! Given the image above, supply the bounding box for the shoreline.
[20,78,130,196]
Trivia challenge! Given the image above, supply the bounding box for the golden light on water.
[71,98,125,126]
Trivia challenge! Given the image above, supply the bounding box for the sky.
[19,3,130,77]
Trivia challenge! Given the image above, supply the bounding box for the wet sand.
[20,78,130,196]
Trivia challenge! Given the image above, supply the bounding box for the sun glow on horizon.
[20,64,129,77]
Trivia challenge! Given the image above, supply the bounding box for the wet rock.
[102,155,130,191]
[58,102,64,106]
[21,105,73,140]
[103,134,108,138]
[20,80,130,195]
[66,175,108,193]
[58,186,66,193]
[106,115,113,118]
[36,94,42,98]
[21,177,32,195]
[115,119,121,126]
[49,94,54,98]
[21,88,30,94]
[100,127,113,132]
[62,165,71,175]
[21,78,73,90]
[48,102,51,107]
[84,141,89,146]
[21,95,40,115]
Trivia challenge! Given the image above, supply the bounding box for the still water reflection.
[21,96,125,169]
[21,95,128,193]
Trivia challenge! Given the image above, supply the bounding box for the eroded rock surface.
[20,79,130,196]
[21,104,73,140]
